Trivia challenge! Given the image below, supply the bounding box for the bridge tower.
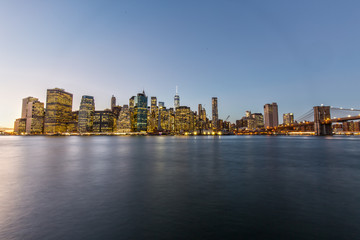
[314,106,332,136]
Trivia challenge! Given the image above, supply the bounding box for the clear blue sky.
[1,0,360,127]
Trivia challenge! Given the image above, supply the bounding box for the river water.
[0,136,360,239]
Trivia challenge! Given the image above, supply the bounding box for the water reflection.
[0,136,360,239]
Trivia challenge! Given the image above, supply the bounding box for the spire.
[176,85,178,95]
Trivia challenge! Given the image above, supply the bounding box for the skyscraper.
[264,102,279,128]
[15,96,45,134]
[111,95,116,111]
[134,91,148,132]
[116,105,131,133]
[93,109,116,133]
[175,106,194,133]
[44,88,73,133]
[283,113,294,125]
[25,99,45,134]
[78,95,95,133]
[212,97,218,130]
[151,97,157,109]
[174,86,180,109]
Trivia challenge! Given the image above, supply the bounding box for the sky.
[1,0,360,127]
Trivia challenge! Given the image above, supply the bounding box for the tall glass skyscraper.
[174,87,180,109]
[78,95,95,133]
[134,91,148,132]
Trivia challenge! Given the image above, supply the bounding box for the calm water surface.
[1,136,360,239]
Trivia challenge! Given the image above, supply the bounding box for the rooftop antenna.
[176,86,178,94]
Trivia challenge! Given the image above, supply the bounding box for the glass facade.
[134,92,148,132]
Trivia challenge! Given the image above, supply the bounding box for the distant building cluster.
[14,88,230,135]
[13,88,360,136]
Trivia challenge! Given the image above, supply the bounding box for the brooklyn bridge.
[269,106,360,136]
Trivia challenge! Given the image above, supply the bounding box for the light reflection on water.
[0,136,360,239]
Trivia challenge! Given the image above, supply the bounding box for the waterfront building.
[14,118,27,134]
[133,91,148,132]
[78,95,95,133]
[148,96,158,132]
[251,113,264,129]
[14,96,45,134]
[212,97,218,130]
[174,87,180,109]
[116,105,131,133]
[175,106,194,133]
[129,96,136,131]
[25,100,45,134]
[44,88,73,133]
[67,111,79,132]
[21,97,38,118]
[264,102,279,128]
[93,109,116,133]
[283,113,294,125]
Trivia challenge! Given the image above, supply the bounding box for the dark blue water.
[1,136,360,240]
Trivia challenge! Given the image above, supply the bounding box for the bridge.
[272,106,360,136]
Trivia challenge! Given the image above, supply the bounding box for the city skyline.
[1,1,360,127]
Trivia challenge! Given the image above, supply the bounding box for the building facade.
[14,96,45,134]
[283,113,294,125]
[133,92,148,132]
[175,106,194,133]
[264,102,279,128]
[93,110,116,133]
[44,88,73,133]
[116,105,131,133]
[78,95,95,133]
[212,97,218,130]
[174,87,180,109]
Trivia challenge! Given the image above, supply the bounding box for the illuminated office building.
[283,113,294,125]
[14,118,26,134]
[159,102,165,108]
[133,91,148,132]
[151,97,157,109]
[251,113,264,129]
[93,109,116,133]
[14,96,45,134]
[212,97,218,130]
[129,96,136,131]
[21,97,38,118]
[25,100,45,134]
[117,105,131,133]
[44,88,73,133]
[147,96,158,132]
[175,106,194,133]
[78,95,95,133]
[264,102,279,128]
[67,111,79,132]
